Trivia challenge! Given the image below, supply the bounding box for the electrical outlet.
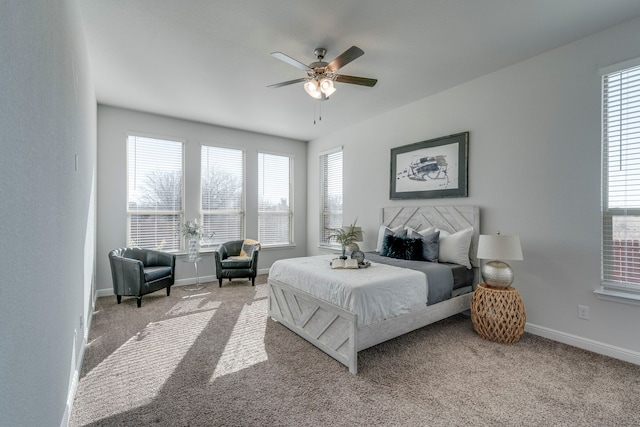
[578,305,589,320]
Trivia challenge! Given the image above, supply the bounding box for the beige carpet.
[70,275,640,426]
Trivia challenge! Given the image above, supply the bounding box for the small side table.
[181,256,207,291]
[471,283,526,344]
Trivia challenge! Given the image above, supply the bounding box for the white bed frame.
[268,206,480,374]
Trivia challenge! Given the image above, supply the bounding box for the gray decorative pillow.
[394,228,408,239]
[411,230,440,262]
[375,225,404,252]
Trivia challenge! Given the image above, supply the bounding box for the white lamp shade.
[477,235,523,261]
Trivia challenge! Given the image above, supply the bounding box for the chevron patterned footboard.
[268,278,359,374]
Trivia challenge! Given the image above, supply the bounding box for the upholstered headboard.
[381,205,480,268]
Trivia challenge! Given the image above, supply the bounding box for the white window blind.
[201,145,244,244]
[258,153,293,246]
[320,149,343,246]
[127,135,183,250]
[602,63,640,292]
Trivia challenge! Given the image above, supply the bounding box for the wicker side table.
[471,283,526,344]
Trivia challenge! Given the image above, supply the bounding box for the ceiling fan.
[268,46,377,100]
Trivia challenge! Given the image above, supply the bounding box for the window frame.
[257,151,294,247]
[319,146,343,248]
[125,133,185,251]
[597,58,640,306]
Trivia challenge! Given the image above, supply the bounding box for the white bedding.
[268,255,427,327]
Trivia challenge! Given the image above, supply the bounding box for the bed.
[268,205,480,374]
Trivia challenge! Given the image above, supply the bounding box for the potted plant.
[327,219,362,259]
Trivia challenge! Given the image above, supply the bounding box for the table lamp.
[476,233,523,288]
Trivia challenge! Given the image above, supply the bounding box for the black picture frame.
[390,132,469,199]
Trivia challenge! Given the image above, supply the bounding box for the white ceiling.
[79,0,640,142]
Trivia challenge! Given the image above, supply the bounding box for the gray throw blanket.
[364,252,456,305]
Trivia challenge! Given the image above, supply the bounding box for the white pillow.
[376,225,404,252]
[438,227,473,268]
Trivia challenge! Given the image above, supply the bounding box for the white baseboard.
[525,322,640,366]
[95,288,112,298]
[61,317,90,427]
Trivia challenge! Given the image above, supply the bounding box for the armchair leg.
[219,278,223,288]
[166,286,171,297]
[251,277,255,286]
[136,297,142,308]
[117,295,122,304]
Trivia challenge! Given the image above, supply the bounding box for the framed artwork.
[390,132,468,199]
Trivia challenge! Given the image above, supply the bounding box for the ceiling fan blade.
[267,78,307,88]
[327,46,364,72]
[334,74,378,87]
[271,52,312,72]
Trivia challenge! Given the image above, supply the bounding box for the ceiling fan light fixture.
[320,78,336,96]
[304,80,321,99]
[269,46,376,100]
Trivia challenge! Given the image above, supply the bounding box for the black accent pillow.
[381,235,424,260]
[405,237,424,260]
[381,234,405,258]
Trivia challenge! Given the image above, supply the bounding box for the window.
[127,135,183,250]
[258,152,293,246]
[319,148,343,246]
[601,62,640,299]
[201,145,244,244]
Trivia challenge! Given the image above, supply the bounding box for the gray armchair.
[109,248,176,307]
[214,239,261,287]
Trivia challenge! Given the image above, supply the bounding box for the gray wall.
[96,106,307,294]
[0,1,97,425]
[307,16,640,362]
